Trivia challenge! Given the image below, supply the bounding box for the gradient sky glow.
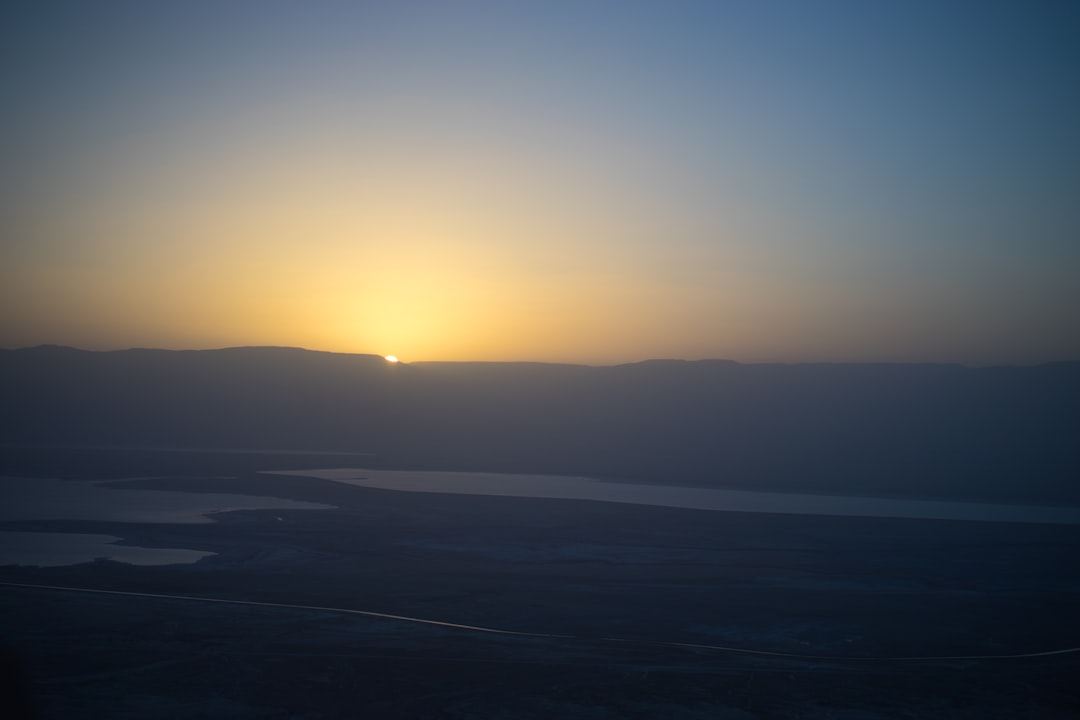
[2,1,1078,364]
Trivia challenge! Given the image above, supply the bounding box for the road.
[3,580,1077,663]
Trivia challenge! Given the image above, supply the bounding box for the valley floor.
[2,451,1079,718]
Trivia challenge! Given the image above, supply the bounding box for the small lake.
[0,475,333,567]
[265,468,1080,525]
[0,531,215,567]
[0,476,333,524]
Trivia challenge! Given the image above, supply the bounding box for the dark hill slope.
[1,347,1077,503]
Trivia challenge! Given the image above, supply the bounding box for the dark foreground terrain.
[2,449,1079,719]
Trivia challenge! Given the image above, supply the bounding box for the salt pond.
[0,476,333,524]
[5,468,1078,568]
[265,468,1080,525]
[0,531,214,567]
[0,476,333,567]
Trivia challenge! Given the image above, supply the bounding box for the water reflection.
[267,468,1080,525]
[0,476,332,524]
[0,475,334,567]
[0,531,214,567]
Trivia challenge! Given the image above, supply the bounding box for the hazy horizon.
[5,342,1079,368]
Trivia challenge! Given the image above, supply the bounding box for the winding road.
[3,580,1077,663]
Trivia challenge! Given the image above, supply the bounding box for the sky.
[2,1,1078,364]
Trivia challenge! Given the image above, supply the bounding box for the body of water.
[0,476,332,524]
[0,475,333,567]
[5,468,1079,569]
[0,531,215,567]
[265,468,1080,525]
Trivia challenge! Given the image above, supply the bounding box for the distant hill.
[2,346,1078,503]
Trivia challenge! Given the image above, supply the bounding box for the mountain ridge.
[8,344,1078,369]
[2,345,1077,503]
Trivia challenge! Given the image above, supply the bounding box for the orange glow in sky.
[2,3,1078,364]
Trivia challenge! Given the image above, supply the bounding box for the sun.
[384,355,399,363]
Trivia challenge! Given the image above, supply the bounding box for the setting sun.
[384,355,399,363]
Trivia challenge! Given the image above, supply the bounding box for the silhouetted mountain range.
[2,346,1078,503]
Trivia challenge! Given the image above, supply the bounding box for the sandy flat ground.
[3,456,1080,719]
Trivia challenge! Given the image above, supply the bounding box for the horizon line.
[3,343,1078,369]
